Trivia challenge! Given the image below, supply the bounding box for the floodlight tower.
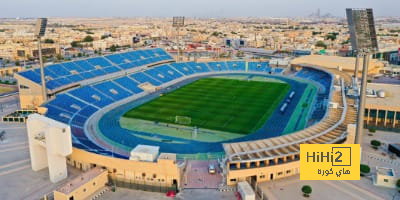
[346,8,378,144]
[35,18,48,102]
[172,16,185,62]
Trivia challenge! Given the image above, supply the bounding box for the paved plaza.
[0,121,83,200]
[0,96,82,199]
[100,187,236,200]
[258,129,400,200]
[360,129,400,180]
[183,160,223,189]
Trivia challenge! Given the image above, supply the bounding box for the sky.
[2,0,399,18]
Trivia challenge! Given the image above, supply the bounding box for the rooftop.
[130,144,159,154]
[56,168,106,195]
[390,143,400,150]
[291,55,383,72]
[158,153,176,161]
[365,83,400,111]
[237,181,255,195]
[376,167,395,177]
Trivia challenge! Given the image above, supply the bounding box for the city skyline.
[2,0,400,18]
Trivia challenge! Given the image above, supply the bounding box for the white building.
[373,167,398,188]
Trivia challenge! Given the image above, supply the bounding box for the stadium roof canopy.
[239,48,276,56]
[291,55,383,74]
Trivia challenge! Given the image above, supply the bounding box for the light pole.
[172,17,184,62]
[35,18,48,102]
[346,8,378,145]
[355,50,370,144]
[354,50,360,87]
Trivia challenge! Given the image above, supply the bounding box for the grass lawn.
[123,78,290,134]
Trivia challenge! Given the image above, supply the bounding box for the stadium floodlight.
[346,8,378,145]
[35,18,48,102]
[346,9,378,52]
[35,18,47,37]
[353,50,359,85]
[172,16,185,28]
[172,16,185,62]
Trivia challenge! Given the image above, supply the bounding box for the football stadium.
[15,47,359,195]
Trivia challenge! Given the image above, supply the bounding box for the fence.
[109,176,177,194]
[176,152,225,161]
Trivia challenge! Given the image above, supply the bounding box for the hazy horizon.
[1,0,400,18]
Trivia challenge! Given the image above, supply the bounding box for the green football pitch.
[122,78,290,134]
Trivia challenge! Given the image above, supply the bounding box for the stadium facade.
[16,48,364,195]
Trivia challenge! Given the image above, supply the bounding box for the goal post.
[175,116,192,125]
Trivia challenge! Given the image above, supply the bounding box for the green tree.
[82,35,94,42]
[77,52,83,57]
[211,31,219,37]
[44,39,55,44]
[301,185,312,197]
[109,45,118,52]
[370,140,381,148]
[312,31,322,35]
[396,179,400,189]
[56,54,63,61]
[42,56,48,63]
[341,38,350,45]
[315,41,327,49]
[360,164,371,174]
[15,60,20,66]
[326,34,337,41]
[236,51,244,57]
[71,41,80,48]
